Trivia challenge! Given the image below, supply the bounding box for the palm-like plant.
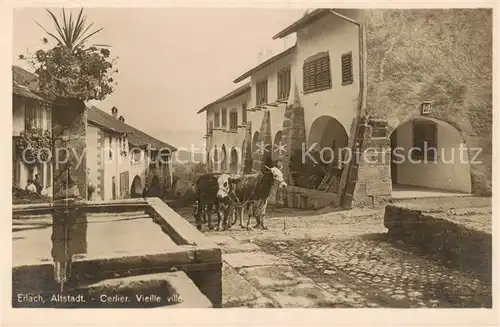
[35,8,106,51]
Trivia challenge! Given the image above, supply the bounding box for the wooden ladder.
[317,172,334,191]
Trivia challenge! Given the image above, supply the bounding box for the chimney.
[119,115,125,123]
[111,106,118,118]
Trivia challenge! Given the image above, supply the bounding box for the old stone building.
[13,65,177,201]
[199,9,492,208]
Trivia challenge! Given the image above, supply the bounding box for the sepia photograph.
[4,2,496,322]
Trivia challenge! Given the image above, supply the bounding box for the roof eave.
[197,83,251,114]
[232,45,297,83]
[272,8,330,40]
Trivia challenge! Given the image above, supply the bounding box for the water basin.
[12,198,222,308]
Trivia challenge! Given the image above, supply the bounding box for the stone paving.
[174,196,492,308]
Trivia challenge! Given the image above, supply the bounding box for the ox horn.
[264,165,271,170]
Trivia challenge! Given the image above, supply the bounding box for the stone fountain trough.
[12,198,222,308]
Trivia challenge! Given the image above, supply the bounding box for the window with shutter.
[221,108,227,127]
[341,52,354,85]
[277,66,291,100]
[412,121,437,161]
[214,112,220,128]
[303,52,331,93]
[242,102,247,123]
[256,79,268,105]
[230,111,238,131]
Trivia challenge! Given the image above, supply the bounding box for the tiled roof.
[197,82,251,114]
[87,106,177,151]
[12,65,177,152]
[233,45,297,83]
[13,82,45,102]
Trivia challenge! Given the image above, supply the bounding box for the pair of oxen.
[193,165,287,231]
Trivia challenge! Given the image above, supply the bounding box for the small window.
[214,112,220,128]
[303,52,331,93]
[256,79,268,105]
[230,111,238,130]
[221,108,227,127]
[242,102,247,124]
[341,52,353,85]
[277,66,291,100]
[108,137,113,159]
[412,120,437,161]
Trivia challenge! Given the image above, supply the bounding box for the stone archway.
[252,131,261,154]
[308,115,349,159]
[130,175,142,198]
[389,117,471,194]
[230,147,239,174]
[306,116,349,191]
[221,145,227,173]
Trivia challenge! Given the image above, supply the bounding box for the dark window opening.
[242,102,247,124]
[412,120,437,161]
[214,112,220,128]
[221,108,227,127]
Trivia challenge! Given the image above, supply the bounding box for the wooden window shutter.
[303,53,331,93]
[341,52,353,85]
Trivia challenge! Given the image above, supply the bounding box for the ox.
[193,172,237,231]
[216,165,287,230]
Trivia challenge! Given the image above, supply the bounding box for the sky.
[13,7,303,148]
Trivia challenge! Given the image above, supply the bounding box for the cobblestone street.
[175,196,492,308]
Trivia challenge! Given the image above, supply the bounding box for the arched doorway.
[308,116,348,159]
[220,145,227,172]
[390,117,471,194]
[306,116,349,191]
[230,147,239,174]
[148,175,161,198]
[272,130,283,167]
[130,175,142,198]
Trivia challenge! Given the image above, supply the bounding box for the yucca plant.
[20,7,117,101]
[35,8,106,51]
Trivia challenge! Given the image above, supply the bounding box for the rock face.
[384,203,492,275]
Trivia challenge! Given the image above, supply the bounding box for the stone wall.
[281,103,307,185]
[384,203,492,275]
[341,117,392,208]
[362,9,492,196]
[276,185,337,210]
